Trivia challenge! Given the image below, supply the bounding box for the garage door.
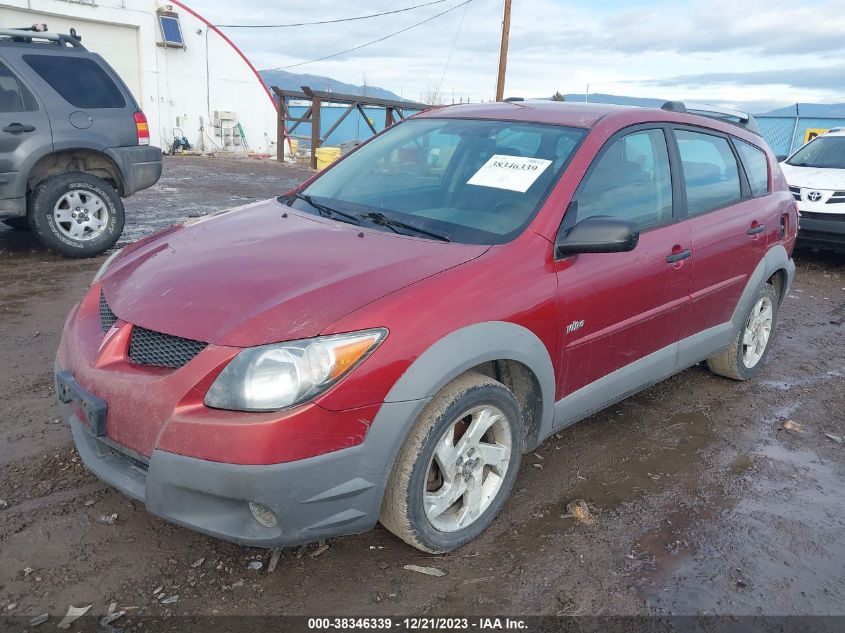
[0,8,141,103]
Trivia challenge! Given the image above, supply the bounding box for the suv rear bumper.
[106,145,162,196]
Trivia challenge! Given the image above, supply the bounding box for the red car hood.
[101,199,488,347]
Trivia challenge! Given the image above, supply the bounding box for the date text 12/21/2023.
[307,617,529,630]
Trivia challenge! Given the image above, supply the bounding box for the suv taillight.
[134,111,150,146]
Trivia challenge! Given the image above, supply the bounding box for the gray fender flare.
[677,244,795,369]
[357,321,556,526]
[377,320,555,445]
[730,244,795,331]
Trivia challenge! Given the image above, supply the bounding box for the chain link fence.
[756,115,845,157]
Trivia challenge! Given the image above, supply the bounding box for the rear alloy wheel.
[707,283,780,380]
[741,295,774,369]
[28,171,124,258]
[380,372,523,553]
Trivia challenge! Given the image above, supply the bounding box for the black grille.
[99,292,117,331]
[129,326,207,369]
[800,211,845,222]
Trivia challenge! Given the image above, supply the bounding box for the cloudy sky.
[192,0,845,111]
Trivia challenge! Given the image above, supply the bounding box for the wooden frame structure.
[273,85,429,169]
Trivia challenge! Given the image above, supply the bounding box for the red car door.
[672,128,769,339]
[555,126,692,395]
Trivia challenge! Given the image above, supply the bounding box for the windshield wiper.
[358,211,450,242]
[290,193,361,225]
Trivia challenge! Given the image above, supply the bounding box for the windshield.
[292,118,585,244]
[787,136,845,169]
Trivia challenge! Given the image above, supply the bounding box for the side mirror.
[776,154,788,163]
[556,216,639,258]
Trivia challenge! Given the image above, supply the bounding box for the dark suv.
[0,26,161,257]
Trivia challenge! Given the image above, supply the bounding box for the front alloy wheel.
[380,372,523,553]
[424,404,513,532]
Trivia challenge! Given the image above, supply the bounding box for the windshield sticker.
[467,155,553,193]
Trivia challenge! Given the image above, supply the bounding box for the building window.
[158,14,184,47]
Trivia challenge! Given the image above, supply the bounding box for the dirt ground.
[0,156,843,625]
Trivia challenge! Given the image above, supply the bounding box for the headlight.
[204,328,387,412]
[91,247,124,285]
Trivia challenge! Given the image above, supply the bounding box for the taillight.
[134,111,150,146]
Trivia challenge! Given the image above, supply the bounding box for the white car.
[779,129,845,250]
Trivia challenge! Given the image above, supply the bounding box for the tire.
[2,217,30,231]
[28,172,124,258]
[380,371,524,553]
[707,283,779,381]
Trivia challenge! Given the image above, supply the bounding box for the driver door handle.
[666,248,692,263]
[3,122,36,133]
[747,222,765,235]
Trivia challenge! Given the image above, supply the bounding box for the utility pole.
[495,0,512,102]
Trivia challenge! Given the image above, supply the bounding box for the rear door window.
[735,139,770,197]
[575,128,673,229]
[675,129,742,215]
[0,60,38,112]
[23,54,125,109]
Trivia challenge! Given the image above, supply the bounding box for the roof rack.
[0,25,86,49]
[661,100,761,136]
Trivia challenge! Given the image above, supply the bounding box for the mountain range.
[258,70,845,117]
[259,69,404,101]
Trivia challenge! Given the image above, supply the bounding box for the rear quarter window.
[676,129,742,215]
[735,139,770,197]
[23,54,126,109]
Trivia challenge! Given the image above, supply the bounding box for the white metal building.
[0,0,278,154]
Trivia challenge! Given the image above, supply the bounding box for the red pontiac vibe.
[56,101,796,552]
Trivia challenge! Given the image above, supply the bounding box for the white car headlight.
[204,329,387,412]
[91,247,124,285]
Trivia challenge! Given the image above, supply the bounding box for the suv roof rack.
[660,100,761,136]
[0,25,86,49]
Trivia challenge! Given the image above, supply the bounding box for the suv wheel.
[28,172,124,258]
[380,371,523,553]
[2,217,30,231]
[707,283,779,380]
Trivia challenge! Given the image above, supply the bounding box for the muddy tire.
[2,217,30,231]
[380,371,523,553]
[707,283,779,381]
[28,172,124,258]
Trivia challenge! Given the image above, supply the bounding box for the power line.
[216,0,448,28]
[277,0,473,70]
[437,0,470,98]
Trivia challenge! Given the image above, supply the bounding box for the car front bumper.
[797,212,845,248]
[60,387,427,547]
